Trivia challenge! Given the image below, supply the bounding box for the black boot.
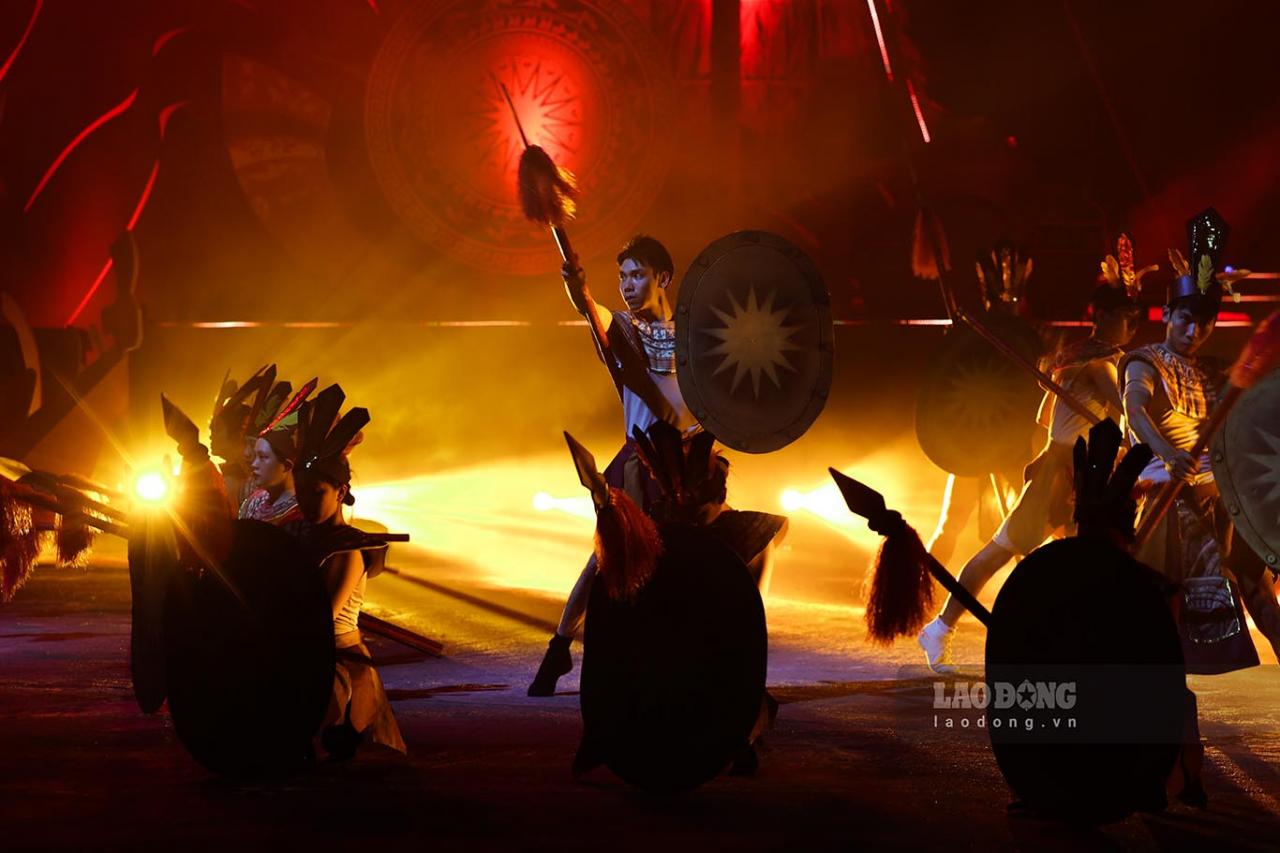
[528,634,573,696]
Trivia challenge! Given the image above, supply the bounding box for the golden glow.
[774,451,944,553]
[134,470,170,503]
[356,454,597,593]
[780,482,856,527]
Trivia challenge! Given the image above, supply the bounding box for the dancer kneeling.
[291,386,407,759]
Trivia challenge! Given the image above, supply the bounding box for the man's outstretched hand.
[1072,418,1153,547]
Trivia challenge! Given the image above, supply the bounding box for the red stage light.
[906,78,930,144]
[65,258,113,328]
[0,0,42,86]
[866,0,894,82]
[66,159,162,326]
[24,88,139,212]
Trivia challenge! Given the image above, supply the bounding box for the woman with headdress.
[207,366,278,515]
[291,384,406,759]
[237,379,316,525]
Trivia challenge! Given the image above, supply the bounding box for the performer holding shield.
[918,237,1150,671]
[529,228,835,695]
[920,243,1043,567]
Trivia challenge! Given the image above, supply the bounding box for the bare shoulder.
[1123,358,1157,382]
[323,548,363,575]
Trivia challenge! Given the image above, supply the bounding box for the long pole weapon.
[1133,311,1280,548]
[829,467,993,639]
[498,82,624,400]
[915,213,1102,426]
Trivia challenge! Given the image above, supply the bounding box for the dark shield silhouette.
[128,511,178,714]
[580,525,767,791]
[985,538,1185,824]
[162,520,334,777]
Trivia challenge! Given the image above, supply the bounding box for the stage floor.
[2,552,1279,851]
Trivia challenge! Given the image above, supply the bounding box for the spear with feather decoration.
[498,81,623,398]
[828,466,991,643]
[1134,310,1280,548]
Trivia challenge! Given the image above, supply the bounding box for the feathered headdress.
[294,384,368,505]
[252,377,318,464]
[1099,234,1157,301]
[260,378,316,435]
[208,364,274,461]
[250,379,291,436]
[628,422,726,525]
[975,242,1032,312]
[1167,208,1249,310]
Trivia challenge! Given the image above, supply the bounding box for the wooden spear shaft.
[1133,385,1243,549]
[920,211,1101,425]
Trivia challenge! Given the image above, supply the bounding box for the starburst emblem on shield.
[703,286,803,398]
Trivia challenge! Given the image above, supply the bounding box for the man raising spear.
[528,235,701,696]
[500,84,704,695]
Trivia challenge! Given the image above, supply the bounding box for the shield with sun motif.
[675,231,834,453]
[1211,367,1280,573]
[914,312,1044,477]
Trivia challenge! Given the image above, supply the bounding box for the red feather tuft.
[1229,311,1280,389]
[2,489,42,602]
[862,518,936,644]
[55,512,95,567]
[594,487,662,602]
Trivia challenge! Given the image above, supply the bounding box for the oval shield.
[128,512,179,714]
[986,538,1184,824]
[1211,366,1280,571]
[163,520,334,777]
[915,312,1044,477]
[675,231,833,453]
[580,525,767,791]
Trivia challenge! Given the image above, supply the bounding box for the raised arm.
[562,260,614,341]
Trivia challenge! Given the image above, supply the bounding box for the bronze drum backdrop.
[364,0,675,275]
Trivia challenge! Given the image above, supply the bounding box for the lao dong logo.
[934,680,1077,711]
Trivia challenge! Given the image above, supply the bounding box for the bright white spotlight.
[134,470,170,504]
[779,483,853,526]
[532,491,596,521]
